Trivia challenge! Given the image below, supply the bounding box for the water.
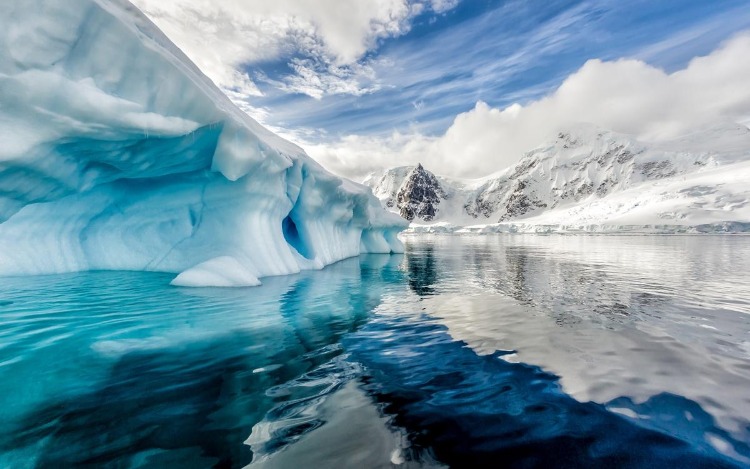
[1,235,750,468]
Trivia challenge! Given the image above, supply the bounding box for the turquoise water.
[1,235,750,467]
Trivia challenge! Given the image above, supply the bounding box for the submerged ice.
[0,0,405,286]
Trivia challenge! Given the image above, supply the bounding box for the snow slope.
[364,123,750,233]
[0,0,405,286]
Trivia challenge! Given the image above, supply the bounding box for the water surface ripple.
[0,235,749,468]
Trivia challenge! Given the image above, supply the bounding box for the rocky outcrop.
[395,164,446,221]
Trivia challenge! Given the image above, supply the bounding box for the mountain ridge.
[363,123,750,232]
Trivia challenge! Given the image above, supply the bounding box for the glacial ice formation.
[0,0,406,286]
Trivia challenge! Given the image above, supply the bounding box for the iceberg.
[0,0,406,286]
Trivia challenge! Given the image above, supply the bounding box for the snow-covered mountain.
[364,164,447,221]
[0,0,405,286]
[364,123,750,233]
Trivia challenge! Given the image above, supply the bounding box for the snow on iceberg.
[0,0,406,286]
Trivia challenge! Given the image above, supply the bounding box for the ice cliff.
[0,0,406,286]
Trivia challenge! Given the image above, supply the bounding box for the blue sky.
[137,0,750,177]
[243,0,750,140]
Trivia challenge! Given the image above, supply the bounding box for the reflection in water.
[0,257,401,468]
[1,235,749,467]
[8,332,271,467]
[346,315,749,468]
[397,235,750,464]
[406,244,438,296]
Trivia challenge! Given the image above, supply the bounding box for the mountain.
[0,0,405,286]
[364,123,750,233]
[364,164,447,221]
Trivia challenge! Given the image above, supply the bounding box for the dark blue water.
[1,235,750,468]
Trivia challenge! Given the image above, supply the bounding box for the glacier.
[0,0,406,286]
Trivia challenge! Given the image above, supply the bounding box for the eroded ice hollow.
[0,0,406,287]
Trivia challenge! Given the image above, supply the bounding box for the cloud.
[429,0,460,14]
[305,33,750,180]
[261,57,381,100]
[131,0,458,101]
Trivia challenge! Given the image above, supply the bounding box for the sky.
[132,0,750,179]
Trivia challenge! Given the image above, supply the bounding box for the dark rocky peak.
[508,155,540,180]
[498,179,548,222]
[396,163,446,221]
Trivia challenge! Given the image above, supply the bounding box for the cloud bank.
[305,33,750,179]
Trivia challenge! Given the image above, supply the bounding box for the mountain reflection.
[406,243,439,296]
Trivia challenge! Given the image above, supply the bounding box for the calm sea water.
[1,235,750,468]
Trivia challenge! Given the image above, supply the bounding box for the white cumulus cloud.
[131,0,458,100]
[305,33,750,179]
